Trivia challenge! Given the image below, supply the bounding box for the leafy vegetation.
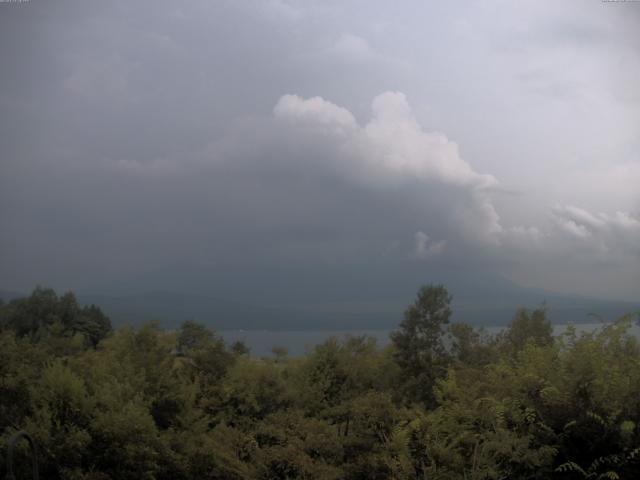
[1,286,639,479]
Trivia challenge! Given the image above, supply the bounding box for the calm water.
[220,322,640,357]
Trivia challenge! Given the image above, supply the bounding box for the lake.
[219,322,640,357]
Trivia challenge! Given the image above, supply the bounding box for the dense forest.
[1,286,639,479]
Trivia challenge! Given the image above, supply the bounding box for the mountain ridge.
[2,285,637,331]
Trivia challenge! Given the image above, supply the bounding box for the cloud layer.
[271,92,639,263]
[0,0,638,302]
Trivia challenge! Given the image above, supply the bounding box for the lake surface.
[220,322,640,357]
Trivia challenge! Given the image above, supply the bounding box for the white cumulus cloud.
[275,91,499,190]
[273,94,357,135]
[551,205,640,254]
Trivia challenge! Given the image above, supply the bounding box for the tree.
[390,284,452,407]
[0,287,111,348]
[0,286,59,339]
[505,306,553,352]
[231,340,250,357]
[175,320,235,396]
[176,320,214,355]
[449,322,496,367]
[76,304,112,348]
[3,284,640,479]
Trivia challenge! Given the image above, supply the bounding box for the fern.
[597,472,619,480]
[556,461,588,476]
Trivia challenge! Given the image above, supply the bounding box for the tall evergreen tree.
[390,284,452,406]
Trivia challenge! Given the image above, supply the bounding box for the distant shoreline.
[218,321,640,357]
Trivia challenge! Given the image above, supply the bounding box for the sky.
[1,0,639,307]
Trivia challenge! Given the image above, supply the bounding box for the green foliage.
[1,285,639,479]
[0,286,112,348]
[504,306,554,353]
[176,320,215,355]
[390,284,452,406]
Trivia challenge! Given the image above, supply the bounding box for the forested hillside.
[1,286,639,479]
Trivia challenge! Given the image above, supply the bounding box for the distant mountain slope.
[78,289,638,331]
[2,286,637,331]
[77,291,325,330]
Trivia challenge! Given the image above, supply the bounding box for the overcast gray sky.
[1,0,639,305]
